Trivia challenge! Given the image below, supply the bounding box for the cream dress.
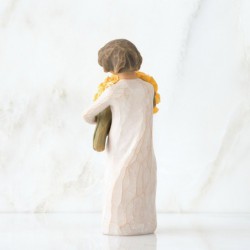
[82,78,157,236]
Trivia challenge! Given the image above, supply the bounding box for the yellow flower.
[93,71,160,114]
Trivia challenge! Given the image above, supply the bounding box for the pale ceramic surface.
[83,79,157,235]
[0,213,250,250]
[0,0,250,213]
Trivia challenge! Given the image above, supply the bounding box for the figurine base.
[102,220,157,236]
[102,231,156,236]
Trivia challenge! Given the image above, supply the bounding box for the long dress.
[82,78,157,236]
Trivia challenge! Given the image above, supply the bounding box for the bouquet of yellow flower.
[93,71,161,114]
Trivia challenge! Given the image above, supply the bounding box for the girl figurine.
[82,39,160,236]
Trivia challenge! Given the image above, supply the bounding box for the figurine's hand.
[82,112,97,124]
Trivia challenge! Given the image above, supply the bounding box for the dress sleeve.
[82,85,115,124]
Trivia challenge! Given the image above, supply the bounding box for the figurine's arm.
[82,86,114,124]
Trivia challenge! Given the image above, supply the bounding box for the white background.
[0,0,249,212]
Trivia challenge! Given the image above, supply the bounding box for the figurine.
[82,39,160,236]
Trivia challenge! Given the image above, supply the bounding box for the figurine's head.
[98,39,142,74]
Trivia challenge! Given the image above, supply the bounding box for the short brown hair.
[98,39,143,74]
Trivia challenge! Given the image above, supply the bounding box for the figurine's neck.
[116,71,138,79]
